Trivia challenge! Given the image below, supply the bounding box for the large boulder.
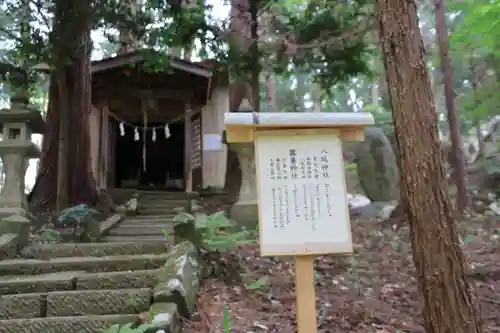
[356,127,399,201]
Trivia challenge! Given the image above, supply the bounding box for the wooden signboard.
[224,111,374,333]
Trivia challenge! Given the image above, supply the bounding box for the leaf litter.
[184,214,500,333]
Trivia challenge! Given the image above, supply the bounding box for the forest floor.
[183,214,500,333]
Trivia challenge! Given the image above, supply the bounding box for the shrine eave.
[91,51,213,78]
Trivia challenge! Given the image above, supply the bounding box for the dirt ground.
[184,214,500,333]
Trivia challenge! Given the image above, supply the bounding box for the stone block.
[148,302,182,333]
[0,214,30,250]
[229,202,259,230]
[0,293,44,319]
[153,241,202,317]
[46,288,152,316]
[0,314,139,333]
[0,233,19,260]
[0,253,172,275]
[0,271,84,295]
[21,242,169,259]
[76,269,161,290]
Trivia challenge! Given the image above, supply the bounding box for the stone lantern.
[0,76,45,246]
[228,98,259,229]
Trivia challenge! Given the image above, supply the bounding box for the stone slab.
[76,269,161,290]
[154,242,202,317]
[99,214,124,238]
[0,314,139,333]
[0,253,173,275]
[109,226,172,236]
[46,288,152,316]
[148,302,181,333]
[104,235,171,243]
[0,293,44,319]
[124,215,177,222]
[21,242,169,259]
[0,271,84,295]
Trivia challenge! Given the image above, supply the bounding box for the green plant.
[223,305,231,333]
[100,323,155,333]
[57,204,99,240]
[29,223,62,244]
[246,275,269,291]
[174,209,256,251]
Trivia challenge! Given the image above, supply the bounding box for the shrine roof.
[91,50,215,78]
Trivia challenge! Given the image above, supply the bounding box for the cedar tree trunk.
[435,0,470,212]
[375,0,482,332]
[29,0,98,212]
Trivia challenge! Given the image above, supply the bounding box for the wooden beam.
[184,105,193,193]
[92,86,195,101]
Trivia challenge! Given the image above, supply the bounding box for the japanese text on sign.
[255,134,352,256]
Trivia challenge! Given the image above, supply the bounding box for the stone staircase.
[0,191,201,333]
[0,241,172,333]
[102,190,196,243]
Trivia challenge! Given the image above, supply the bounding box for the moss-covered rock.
[153,241,202,318]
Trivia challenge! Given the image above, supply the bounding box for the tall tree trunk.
[375,0,482,332]
[249,0,260,111]
[435,0,470,212]
[29,0,98,211]
[470,58,484,159]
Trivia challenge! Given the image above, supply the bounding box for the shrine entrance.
[115,121,185,190]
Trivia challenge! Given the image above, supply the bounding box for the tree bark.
[29,0,98,212]
[375,0,482,332]
[435,0,470,212]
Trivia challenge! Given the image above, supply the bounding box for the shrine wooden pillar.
[184,104,193,192]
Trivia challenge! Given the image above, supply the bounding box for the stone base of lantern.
[229,201,259,230]
[0,210,32,250]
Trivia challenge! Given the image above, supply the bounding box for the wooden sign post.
[224,111,374,333]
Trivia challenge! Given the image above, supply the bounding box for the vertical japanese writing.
[289,149,300,218]
[276,158,282,180]
[302,183,309,221]
[313,156,321,218]
[299,158,306,179]
[320,149,330,178]
[282,156,289,180]
[306,156,316,228]
[284,185,291,225]
[272,188,278,228]
[278,187,285,229]
[269,158,276,180]
[289,149,298,179]
[313,156,319,179]
[324,183,333,216]
[320,149,332,216]
[316,184,321,217]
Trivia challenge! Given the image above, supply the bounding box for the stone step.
[46,288,152,317]
[0,269,161,295]
[0,288,151,319]
[103,235,169,243]
[21,242,169,259]
[0,314,138,333]
[0,253,171,276]
[76,269,161,290]
[139,199,190,205]
[109,226,172,237]
[138,207,181,215]
[118,221,174,228]
[124,215,177,223]
[0,271,84,295]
